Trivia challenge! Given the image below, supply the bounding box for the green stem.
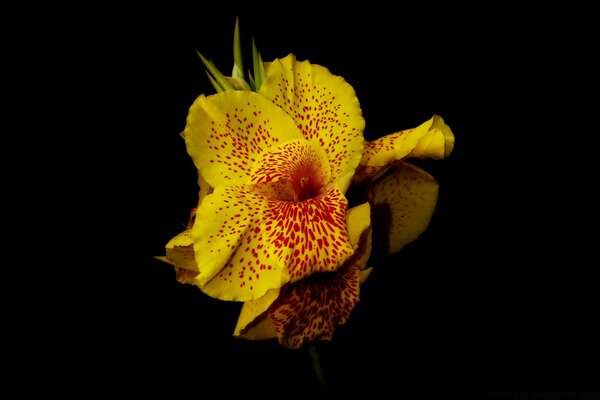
[308,343,328,392]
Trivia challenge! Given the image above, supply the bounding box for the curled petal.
[184,91,303,188]
[410,115,455,159]
[259,54,365,193]
[371,162,439,254]
[192,183,354,301]
[237,266,361,349]
[354,115,454,183]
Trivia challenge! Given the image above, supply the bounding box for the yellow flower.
[180,54,365,301]
[157,21,456,349]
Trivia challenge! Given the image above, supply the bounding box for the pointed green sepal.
[196,50,235,92]
[248,71,256,90]
[251,37,266,91]
[232,16,245,81]
[206,71,225,93]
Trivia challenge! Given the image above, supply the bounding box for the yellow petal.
[267,266,361,349]
[371,162,439,253]
[345,202,371,248]
[345,227,372,272]
[344,202,373,271]
[160,230,197,271]
[192,183,354,301]
[259,54,365,193]
[359,267,373,284]
[233,288,280,340]
[155,230,199,285]
[354,115,454,183]
[197,173,213,204]
[184,91,303,188]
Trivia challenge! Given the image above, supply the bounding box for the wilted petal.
[259,54,365,193]
[354,115,454,183]
[371,162,439,254]
[184,91,303,188]
[193,183,354,301]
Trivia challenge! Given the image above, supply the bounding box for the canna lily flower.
[182,53,365,301]
[156,19,456,350]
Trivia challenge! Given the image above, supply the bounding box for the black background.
[34,4,598,398]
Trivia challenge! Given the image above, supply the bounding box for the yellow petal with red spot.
[233,288,280,340]
[184,91,303,188]
[354,115,454,183]
[259,54,365,193]
[193,182,354,301]
[371,162,439,254]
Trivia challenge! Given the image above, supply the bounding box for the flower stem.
[308,343,328,392]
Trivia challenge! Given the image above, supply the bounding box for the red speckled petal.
[371,162,439,254]
[184,91,303,188]
[354,115,454,183]
[268,266,361,349]
[259,54,365,193]
[193,183,354,301]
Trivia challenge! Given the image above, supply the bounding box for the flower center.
[250,139,332,202]
[291,165,324,201]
